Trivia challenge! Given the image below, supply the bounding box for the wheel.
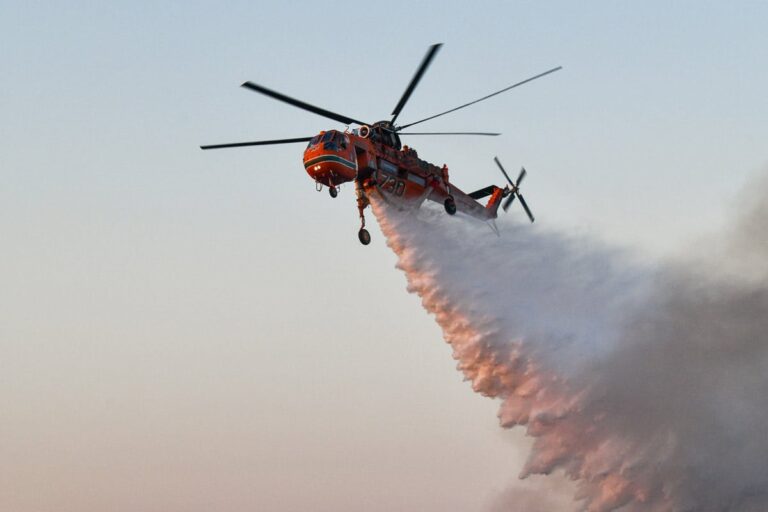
[444,196,457,215]
[358,228,371,245]
[329,186,338,198]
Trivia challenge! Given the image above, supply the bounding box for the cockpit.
[306,131,349,151]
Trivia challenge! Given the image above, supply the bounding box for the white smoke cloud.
[371,179,768,511]
[487,474,576,512]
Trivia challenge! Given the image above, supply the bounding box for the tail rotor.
[495,156,534,222]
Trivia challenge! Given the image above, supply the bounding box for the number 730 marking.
[379,175,405,197]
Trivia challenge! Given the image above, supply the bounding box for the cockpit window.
[322,131,339,151]
[306,135,321,149]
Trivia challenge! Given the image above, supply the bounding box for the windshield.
[322,131,339,151]
[306,134,321,149]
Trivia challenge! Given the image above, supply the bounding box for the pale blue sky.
[1,2,767,511]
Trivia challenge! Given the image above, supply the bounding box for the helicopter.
[201,44,560,245]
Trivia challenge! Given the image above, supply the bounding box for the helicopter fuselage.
[302,127,506,222]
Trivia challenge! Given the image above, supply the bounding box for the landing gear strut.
[329,186,338,198]
[355,179,371,245]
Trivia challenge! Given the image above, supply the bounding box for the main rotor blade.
[390,43,442,125]
[200,137,312,150]
[494,156,514,186]
[241,81,368,126]
[517,194,535,222]
[516,167,527,187]
[502,194,516,212]
[397,66,562,130]
[398,131,500,136]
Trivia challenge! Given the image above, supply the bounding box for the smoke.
[371,177,768,512]
[487,474,576,512]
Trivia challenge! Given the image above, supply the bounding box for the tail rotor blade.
[494,156,514,186]
[497,160,534,220]
[502,194,516,212]
[517,194,535,222]
[516,167,527,187]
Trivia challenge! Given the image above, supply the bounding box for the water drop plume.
[371,180,768,511]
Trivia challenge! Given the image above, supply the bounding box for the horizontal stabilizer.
[468,185,496,200]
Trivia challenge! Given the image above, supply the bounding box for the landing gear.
[329,186,338,198]
[444,195,457,215]
[355,179,372,246]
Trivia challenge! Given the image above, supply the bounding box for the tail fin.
[485,186,506,217]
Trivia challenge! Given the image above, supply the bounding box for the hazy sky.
[2,2,767,511]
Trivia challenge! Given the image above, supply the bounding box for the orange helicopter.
[201,44,560,245]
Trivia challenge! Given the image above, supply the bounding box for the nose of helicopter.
[303,131,357,187]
